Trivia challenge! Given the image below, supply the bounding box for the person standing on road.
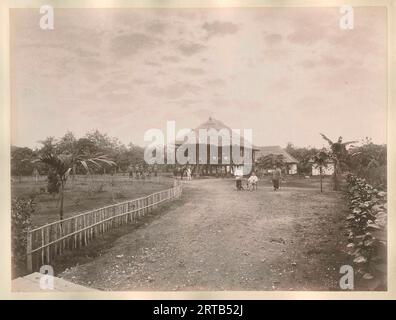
[235,166,244,190]
[186,167,192,180]
[272,165,281,191]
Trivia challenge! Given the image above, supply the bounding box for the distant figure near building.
[272,166,282,191]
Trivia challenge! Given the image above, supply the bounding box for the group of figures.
[170,164,283,192]
[173,166,193,180]
[235,165,282,192]
[128,165,158,179]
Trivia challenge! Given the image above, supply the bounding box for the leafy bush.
[363,165,387,191]
[11,197,34,277]
[349,139,387,190]
[11,146,36,176]
[345,174,387,289]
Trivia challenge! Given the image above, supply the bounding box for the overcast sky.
[10,7,387,149]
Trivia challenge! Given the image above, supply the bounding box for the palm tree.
[36,153,115,220]
[312,150,330,192]
[320,134,357,191]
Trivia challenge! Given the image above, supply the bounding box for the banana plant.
[35,153,115,220]
[320,134,357,191]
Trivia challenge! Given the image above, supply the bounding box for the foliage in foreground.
[345,174,387,289]
[11,197,34,277]
[349,138,387,190]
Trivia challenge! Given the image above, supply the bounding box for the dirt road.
[60,178,349,291]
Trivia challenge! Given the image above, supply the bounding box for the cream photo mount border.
[0,0,395,300]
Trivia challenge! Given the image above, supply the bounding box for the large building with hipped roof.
[171,117,299,176]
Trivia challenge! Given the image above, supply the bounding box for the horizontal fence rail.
[12,173,174,184]
[26,180,182,272]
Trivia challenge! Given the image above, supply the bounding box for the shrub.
[345,174,387,289]
[11,197,34,277]
[364,165,387,190]
[349,139,387,190]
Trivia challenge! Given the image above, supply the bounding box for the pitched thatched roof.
[255,146,299,163]
[176,117,258,149]
[193,117,232,132]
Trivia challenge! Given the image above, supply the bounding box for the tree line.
[11,130,145,177]
[285,136,387,190]
[11,131,387,191]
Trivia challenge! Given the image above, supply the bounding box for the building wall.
[288,163,298,175]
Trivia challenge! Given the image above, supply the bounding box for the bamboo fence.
[26,180,182,272]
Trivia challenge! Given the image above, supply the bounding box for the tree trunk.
[59,180,64,220]
[72,164,76,181]
[320,167,323,192]
[333,160,340,191]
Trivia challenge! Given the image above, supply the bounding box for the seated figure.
[247,172,258,191]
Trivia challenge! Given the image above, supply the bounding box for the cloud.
[100,92,135,103]
[97,81,134,94]
[149,81,201,99]
[179,67,205,76]
[301,59,316,69]
[111,33,162,58]
[176,40,206,56]
[321,55,344,67]
[17,42,100,60]
[145,60,161,67]
[193,108,214,118]
[202,21,240,38]
[162,55,181,63]
[300,55,344,69]
[166,98,201,109]
[287,26,325,46]
[133,78,154,85]
[145,20,170,34]
[264,33,282,44]
[206,78,226,87]
[262,48,290,61]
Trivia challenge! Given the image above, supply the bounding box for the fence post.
[26,229,33,273]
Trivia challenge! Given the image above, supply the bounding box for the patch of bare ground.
[60,177,351,291]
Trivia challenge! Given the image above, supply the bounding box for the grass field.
[11,174,174,227]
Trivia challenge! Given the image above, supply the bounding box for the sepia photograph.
[1,0,394,299]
